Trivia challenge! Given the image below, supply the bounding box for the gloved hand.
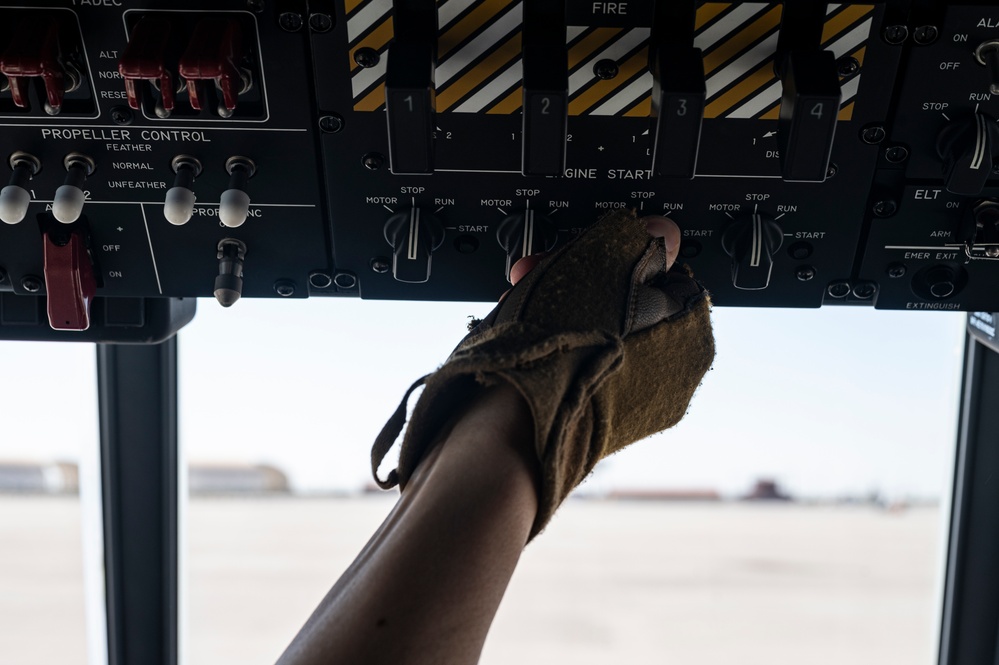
[372,210,715,539]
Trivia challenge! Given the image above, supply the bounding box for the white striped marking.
[750,213,762,268]
[408,207,420,261]
[437,2,523,85]
[438,0,480,29]
[971,113,987,170]
[347,0,392,43]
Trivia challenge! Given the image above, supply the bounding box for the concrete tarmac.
[0,496,942,665]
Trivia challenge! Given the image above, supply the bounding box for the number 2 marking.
[541,97,550,114]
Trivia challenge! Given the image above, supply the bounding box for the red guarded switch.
[0,17,70,113]
[178,18,248,115]
[43,226,97,331]
[118,16,176,115]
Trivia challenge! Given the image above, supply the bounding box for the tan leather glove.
[372,210,715,539]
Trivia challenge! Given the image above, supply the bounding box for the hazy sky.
[0,297,966,500]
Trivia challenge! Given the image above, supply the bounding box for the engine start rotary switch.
[383,207,445,283]
[496,210,558,283]
[721,212,784,290]
[937,111,999,196]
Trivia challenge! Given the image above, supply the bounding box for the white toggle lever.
[0,152,41,225]
[219,156,255,228]
[163,155,202,225]
[52,153,95,224]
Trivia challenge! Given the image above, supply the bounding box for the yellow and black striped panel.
[346,1,874,120]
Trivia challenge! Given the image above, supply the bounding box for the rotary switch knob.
[721,212,784,290]
[383,207,445,283]
[936,111,999,196]
[496,210,558,283]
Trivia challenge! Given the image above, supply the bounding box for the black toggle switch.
[384,207,445,283]
[649,1,704,179]
[385,0,437,175]
[774,0,840,183]
[974,40,999,96]
[214,238,246,308]
[721,212,784,290]
[937,112,999,196]
[521,0,568,176]
[496,210,558,282]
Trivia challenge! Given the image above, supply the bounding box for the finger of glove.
[627,267,708,333]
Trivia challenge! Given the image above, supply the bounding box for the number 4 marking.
[810,102,824,119]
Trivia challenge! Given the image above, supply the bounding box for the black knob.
[383,208,445,283]
[496,210,558,283]
[721,213,784,290]
[936,112,999,196]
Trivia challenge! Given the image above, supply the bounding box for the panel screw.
[309,271,333,289]
[246,0,264,12]
[886,263,907,278]
[370,257,391,273]
[109,106,133,125]
[885,145,909,163]
[309,13,333,33]
[354,47,380,68]
[873,199,898,217]
[913,25,938,45]
[987,247,999,258]
[0,266,7,283]
[274,280,296,297]
[319,114,344,133]
[883,25,908,45]
[593,59,619,80]
[827,281,851,298]
[795,265,816,281]
[836,57,859,78]
[852,281,877,300]
[333,272,357,289]
[279,12,303,32]
[362,152,384,170]
[861,125,886,144]
[21,275,42,293]
[826,162,838,179]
